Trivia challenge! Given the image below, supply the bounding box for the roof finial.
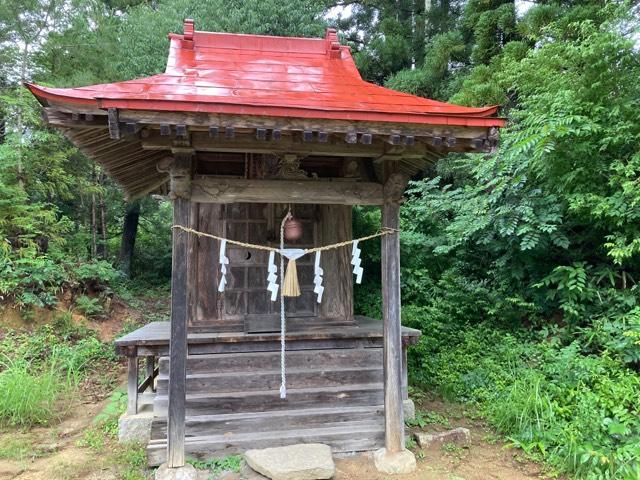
[184,19,194,41]
[325,28,341,59]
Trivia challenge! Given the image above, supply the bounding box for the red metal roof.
[27,20,504,128]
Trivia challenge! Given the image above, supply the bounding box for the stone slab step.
[157,348,383,375]
[155,366,382,394]
[150,405,384,440]
[147,423,385,466]
[153,383,384,416]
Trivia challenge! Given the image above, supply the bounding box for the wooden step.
[147,423,385,466]
[153,384,384,416]
[150,405,384,440]
[157,348,383,376]
[155,366,382,394]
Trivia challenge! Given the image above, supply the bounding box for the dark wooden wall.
[188,202,354,332]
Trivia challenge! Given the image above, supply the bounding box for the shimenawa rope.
[172,222,398,399]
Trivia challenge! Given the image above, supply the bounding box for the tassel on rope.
[282,258,301,297]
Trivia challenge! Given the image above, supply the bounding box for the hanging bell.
[283,215,303,241]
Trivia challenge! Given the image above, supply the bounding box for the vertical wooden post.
[402,343,409,400]
[381,173,409,454]
[167,151,193,468]
[127,354,138,415]
[147,356,156,393]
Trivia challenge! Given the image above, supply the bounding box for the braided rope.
[278,211,292,399]
[171,222,399,400]
[171,225,397,254]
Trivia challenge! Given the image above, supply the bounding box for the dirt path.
[336,429,543,480]
[0,394,547,480]
[0,398,111,480]
[335,399,545,480]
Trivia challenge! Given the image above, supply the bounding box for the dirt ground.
[0,397,111,480]
[0,294,550,480]
[0,395,548,480]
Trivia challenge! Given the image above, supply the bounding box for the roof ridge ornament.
[325,28,341,59]
[182,19,195,49]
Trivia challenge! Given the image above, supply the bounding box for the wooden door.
[223,204,319,332]
[191,202,355,333]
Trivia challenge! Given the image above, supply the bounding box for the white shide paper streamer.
[313,251,324,303]
[267,250,279,302]
[218,239,229,292]
[351,240,363,284]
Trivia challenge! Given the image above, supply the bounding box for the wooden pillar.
[381,173,409,453]
[166,151,193,468]
[147,356,156,393]
[402,343,409,400]
[126,354,138,415]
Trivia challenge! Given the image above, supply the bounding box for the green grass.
[0,313,115,427]
[0,357,77,427]
[78,390,151,480]
[406,409,451,429]
[187,455,243,477]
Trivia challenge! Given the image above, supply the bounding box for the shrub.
[74,295,104,317]
[404,307,640,479]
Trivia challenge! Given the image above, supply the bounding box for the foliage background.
[1,1,639,478]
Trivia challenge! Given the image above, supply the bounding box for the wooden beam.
[118,109,492,139]
[381,172,409,454]
[175,124,187,138]
[191,177,383,205]
[43,108,106,129]
[108,108,120,140]
[166,153,192,468]
[141,131,430,159]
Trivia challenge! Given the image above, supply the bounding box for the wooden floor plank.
[115,315,420,348]
[147,423,386,466]
[157,348,383,375]
[150,405,384,440]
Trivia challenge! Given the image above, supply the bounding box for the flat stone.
[155,463,199,480]
[414,427,471,448]
[373,448,416,475]
[239,462,269,479]
[403,399,416,421]
[244,444,335,480]
[118,412,153,444]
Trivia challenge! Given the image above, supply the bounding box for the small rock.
[118,413,153,444]
[414,427,471,448]
[244,444,335,480]
[373,448,417,475]
[403,399,416,421]
[155,463,199,480]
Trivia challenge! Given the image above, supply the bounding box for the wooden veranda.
[28,20,504,473]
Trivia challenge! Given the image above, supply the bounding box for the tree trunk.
[118,200,141,277]
[91,192,97,258]
[98,174,108,258]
